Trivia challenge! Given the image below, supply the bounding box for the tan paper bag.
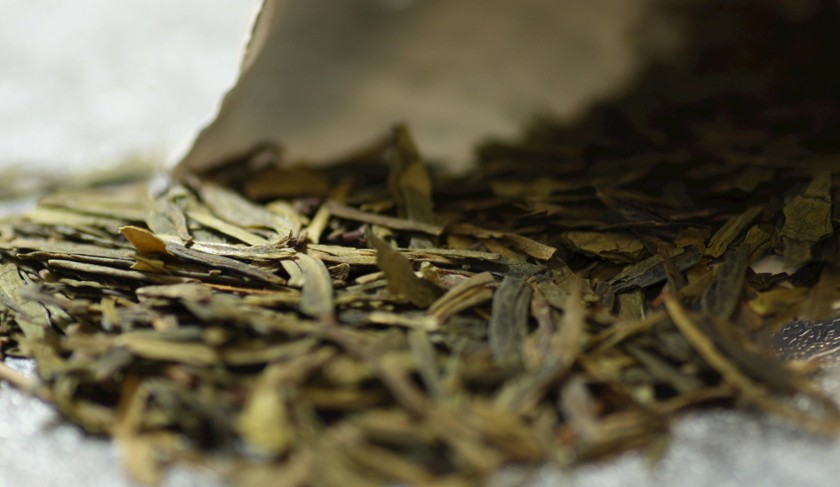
[176,0,658,175]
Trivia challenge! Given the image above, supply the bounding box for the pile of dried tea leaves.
[1,120,840,485]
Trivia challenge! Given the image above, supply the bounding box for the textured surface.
[0,2,255,486]
[775,319,840,364]
[0,0,258,173]
[3,2,840,487]
[0,359,226,487]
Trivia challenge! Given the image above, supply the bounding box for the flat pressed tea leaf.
[164,242,284,284]
[560,231,646,263]
[705,207,762,259]
[120,225,170,255]
[611,247,700,293]
[496,277,583,412]
[781,171,833,243]
[488,276,533,366]
[191,178,297,236]
[702,245,749,320]
[244,165,331,200]
[296,253,334,318]
[781,171,833,268]
[367,228,440,307]
[186,209,269,246]
[326,200,444,236]
[185,240,296,260]
[428,271,496,322]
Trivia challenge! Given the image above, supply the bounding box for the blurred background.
[0,0,258,185]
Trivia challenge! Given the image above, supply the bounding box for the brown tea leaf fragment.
[232,453,314,487]
[560,231,646,263]
[705,207,762,259]
[748,287,809,317]
[221,339,321,366]
[0,239,135,260]
[408,329,443,400]
[307,179,354,244]
[165,242,284,284]
[495,277,582,412]
[187,240,296,260]
[428,271,496,322]
[743,224,772,261]
[115,333,218,366]
[367,229,440,307]
[307,244,377,266]
[19,250,135,269]
[388,125,437,250]
[802,266,840,321]
[664,295,767,399]
[136,283,215,302]
[186,209,269,246]
[340,439,440,486]
[702,245,749,320]
[39,191,150,223]
[488,276,533,366]
[626,344,703,394]
[560,376,601,443]
[46,259,188,284]
[425,406,505,473]
[617,289,646,321]
[781,171,833,242]
[0,361,43,395]
[25,207,125,234]
[0,264,53,340]
[297,253,334,319]
[114,377,166,486]
[367,311,439,331]
[611,250,683,290]
[237,365,296,456]
[192,179,297,235]
[119,226,170,255]
[449,224,556,260]
[245,166,330,199]
[326,201,444,236]
[781,171,833,268]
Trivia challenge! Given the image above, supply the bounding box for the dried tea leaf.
[165,242,284,284]
[611,247,700,293]
[781,171,833,268]
[186,209,269,246]
[307,179,354,244]
[119,225,170,255]
[326,201,443,236]
[705,207,762,259]
[488,276,533,366]
[781,171,833,243]
[297,253,334,319]
[367,228,440,307]
[560,231,646,263]
[191,178,297,236]
[428,271,496,322]
[702,245,749,320]
[244,165,330,199]
[748,287,809,317]
[802,266,840,321]
[664,295,767,400]
[237,365,295,456]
